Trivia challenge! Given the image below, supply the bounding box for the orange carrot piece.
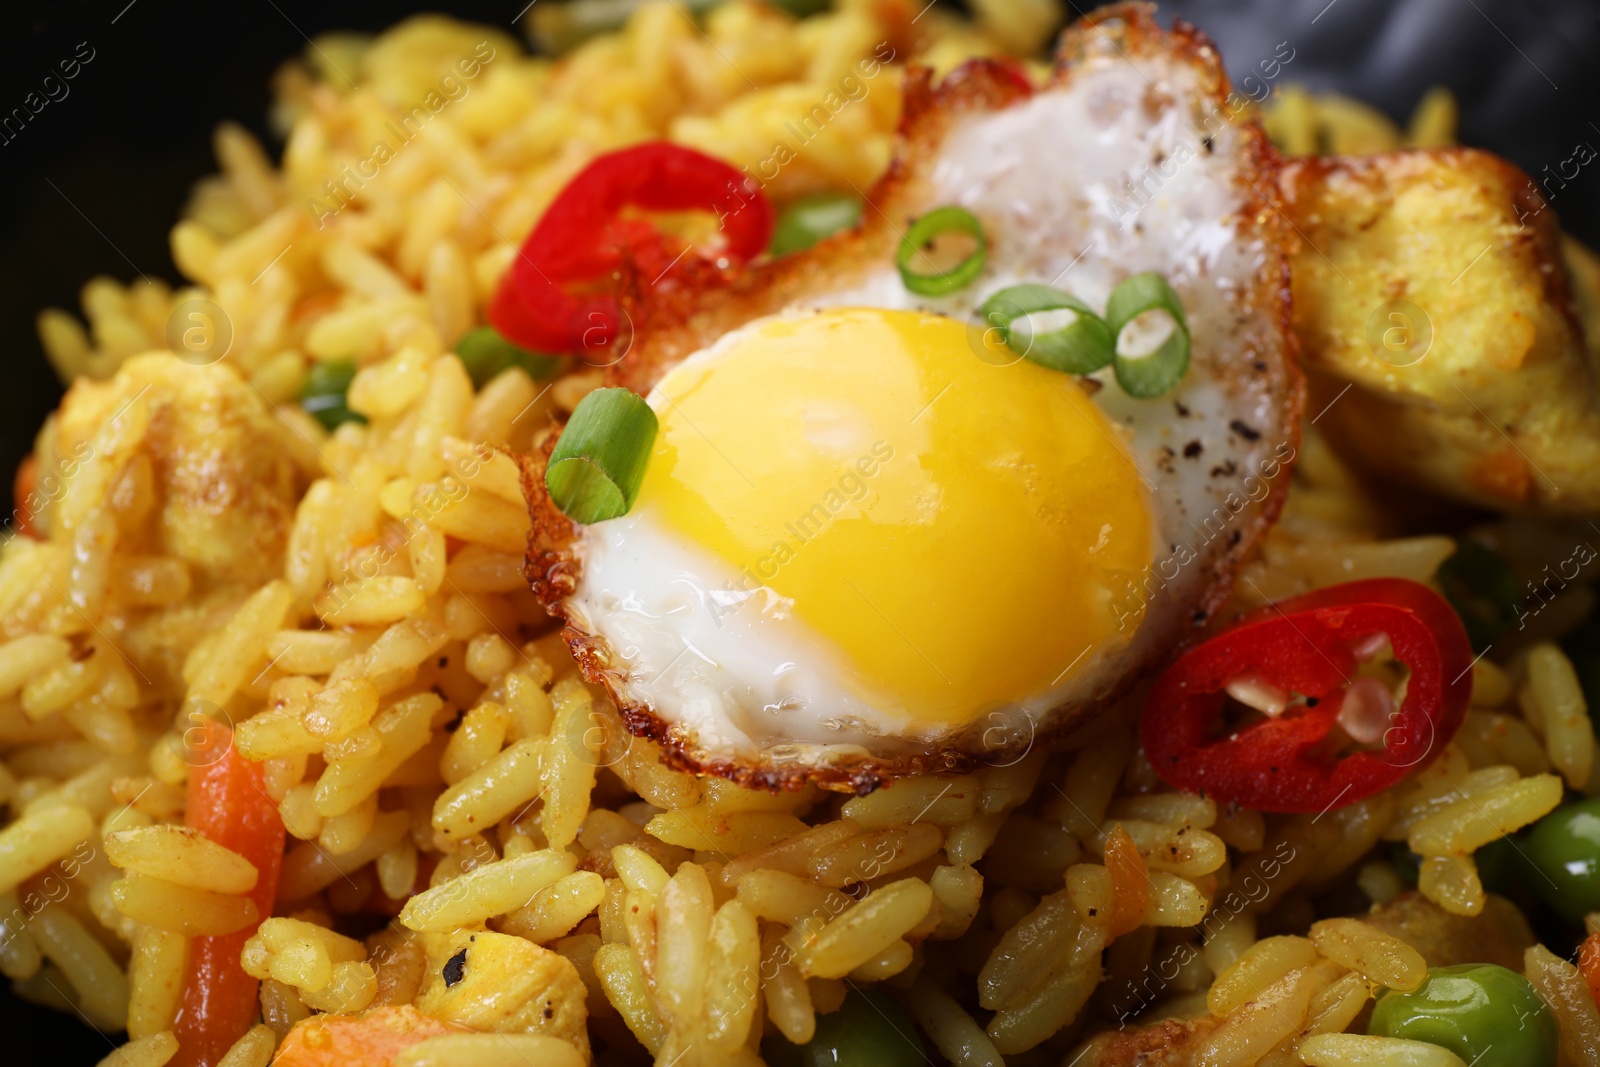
[1580,931,1600,1010]
[12,453,37,539]
[273,1005,469,1067]
[170,718,287,1067]
[1103,823,1150,941]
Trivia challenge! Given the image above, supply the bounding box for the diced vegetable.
[1368,963,1557,1067]
[1580,931,1600,1010]
[274,1005,468,1067]
[169,717,287,1067]
[770,193,862,256]
[1523,795,1600,923]
[454,326,561,388]
[299,359,366,430]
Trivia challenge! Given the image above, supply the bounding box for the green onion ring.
[546,387,658,523]
[1105,271,1191,398]
[896,206,987,297]
[977,284,1115,374]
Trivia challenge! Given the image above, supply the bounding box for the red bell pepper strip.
[489,141,773,358]
[170,717,286,1067]
[1141,578,1473,813]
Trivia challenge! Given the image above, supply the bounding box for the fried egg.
[525,6,1302,789]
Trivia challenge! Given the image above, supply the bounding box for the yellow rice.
[2,2,1597,1067]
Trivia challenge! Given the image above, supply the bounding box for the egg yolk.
[634,308,1153,726]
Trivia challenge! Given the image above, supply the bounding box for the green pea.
[1436,540,1522,652]
[454,326,563,389]
[761,988,926,1067]
[770,193,863,257]
[299,359,366,431]
[1369,963,1557,1067]
[1524,794,1600,923]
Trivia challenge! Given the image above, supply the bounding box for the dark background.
[0,0,1597,1060]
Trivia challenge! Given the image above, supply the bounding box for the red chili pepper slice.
[1141,578,1473,813]
[489,141,773,358]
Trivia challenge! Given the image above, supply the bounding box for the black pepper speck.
[443,948,468,987]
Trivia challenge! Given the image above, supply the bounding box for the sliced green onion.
[771,193,862,256]
[455,325,563,389]
[299,359,367,431]
[1105,271,1190,398]
[896,206,987,297]
[978,283,1115,374]
[546,387,658,524]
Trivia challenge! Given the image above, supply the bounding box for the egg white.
[540,9,1301,782]
[565,313,1144,768]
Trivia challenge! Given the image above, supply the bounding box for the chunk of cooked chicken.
[42,352,306,585]
[1280,148,1600,513]
[1073,1015,1221,1066]
[1361,888,1535,971]
[414,930,590,1061]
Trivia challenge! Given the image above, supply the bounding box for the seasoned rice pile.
[8,2,1600,1066]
